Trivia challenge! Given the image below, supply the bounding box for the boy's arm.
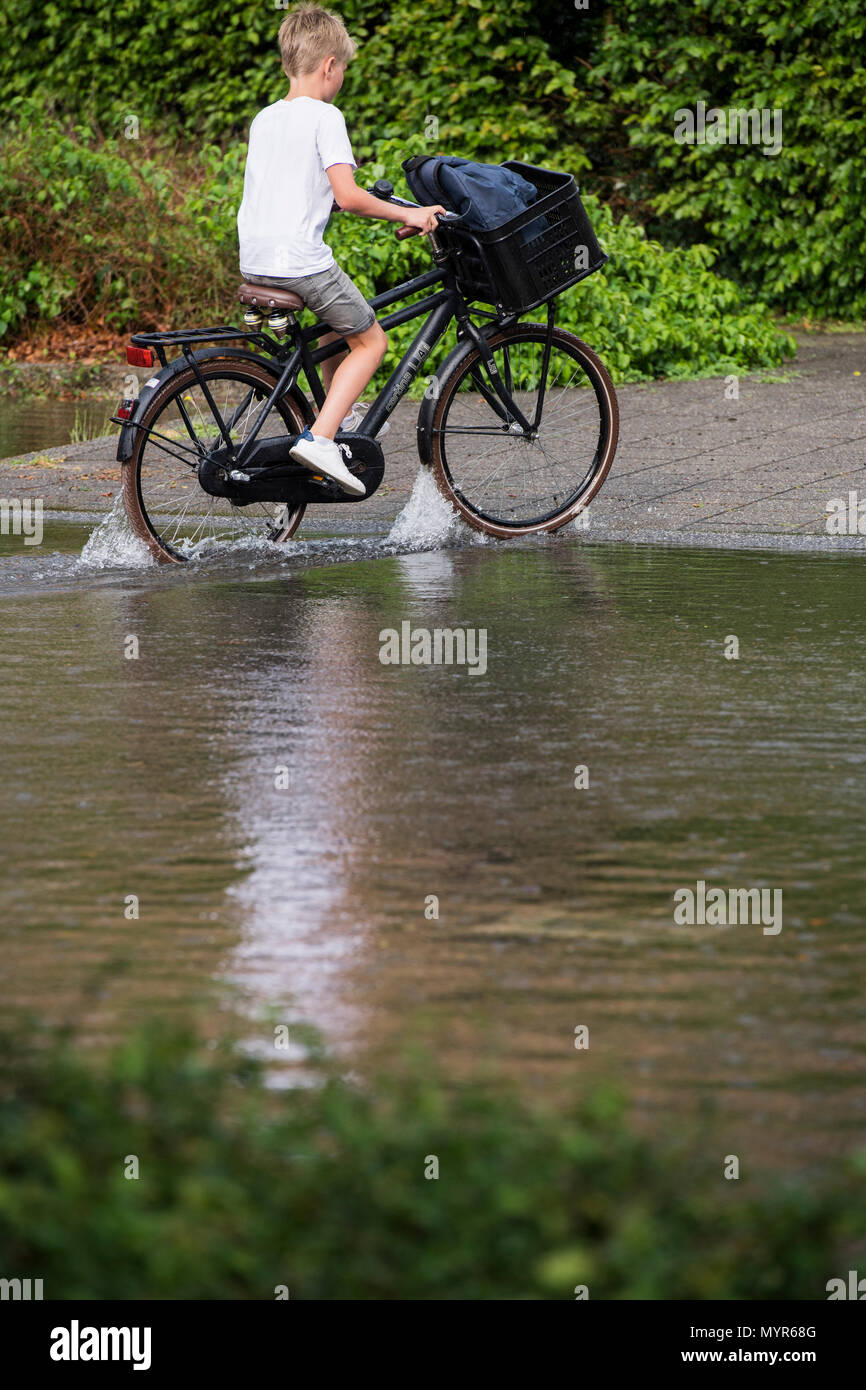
[328,165,445,235]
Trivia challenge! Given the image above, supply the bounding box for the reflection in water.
[218,594,381,1046]
[1,539,865,1171]
[0,396,117,460]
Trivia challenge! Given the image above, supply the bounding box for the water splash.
[387,467,486,549]
[183,531,289,566]
[79,498,154,570]
[76,471,491,573]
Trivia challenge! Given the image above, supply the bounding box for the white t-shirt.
[237,96,357,277]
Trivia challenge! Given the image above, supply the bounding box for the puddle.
[1,537,864,1174]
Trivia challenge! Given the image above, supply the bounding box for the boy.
[237,5,445,496]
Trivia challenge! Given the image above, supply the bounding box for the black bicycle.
[114,161,618,563]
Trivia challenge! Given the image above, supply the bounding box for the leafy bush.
[569,0,866,318]
[2,0,861,318]
[0,0,588,168]
[0,1019,862,1299]
[0,113,792,380]
[550,199,791,381]
[0,109,232,339]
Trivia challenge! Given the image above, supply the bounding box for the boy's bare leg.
[312,322,387,439]
[319,331,347,391]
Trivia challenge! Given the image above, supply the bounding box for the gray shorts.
[243,261,376,338]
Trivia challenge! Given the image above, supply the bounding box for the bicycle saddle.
[237,282,304,312]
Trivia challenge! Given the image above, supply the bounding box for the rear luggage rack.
[129,325,271,368]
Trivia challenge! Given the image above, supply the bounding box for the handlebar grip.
[395,225,421,240]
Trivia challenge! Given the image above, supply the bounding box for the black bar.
[180,345,238,457]
[301,284,449,352]
[232,346,305,467]
[130,326,264,348]
[379,290,451,332]
[369,268,444,311]
[533,301,556,429]
[458,317,534,434]
[307,335,351,366]
[298,337,327,409]
[5,1298,861,1375]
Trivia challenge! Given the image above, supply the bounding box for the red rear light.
[126,345,153,367]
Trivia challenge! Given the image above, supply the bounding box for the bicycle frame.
[228,269,517,471]
[129,240,550,474]
[290,269,458,450]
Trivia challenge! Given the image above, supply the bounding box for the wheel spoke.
[127,363,306,561]
[434,329,615,528]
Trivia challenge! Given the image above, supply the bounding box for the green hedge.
[0,0,589,169]
[1,1019,862,1299]
[0,1,863,317]
[566,0,866,319]
[0,112,792,380]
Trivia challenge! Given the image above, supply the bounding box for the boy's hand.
[399,204,447,236]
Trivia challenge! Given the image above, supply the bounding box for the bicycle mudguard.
[115,348,314,462]
[198,431,384,506]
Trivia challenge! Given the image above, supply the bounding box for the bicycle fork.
[456,304,555,437]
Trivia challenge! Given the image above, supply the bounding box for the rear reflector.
[116,397,137,421]
[126,345,154,367]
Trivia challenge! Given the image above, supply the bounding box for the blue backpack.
[402,156,545,239]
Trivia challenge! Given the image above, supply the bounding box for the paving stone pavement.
[588,331,866,546]
[2,331,864,548]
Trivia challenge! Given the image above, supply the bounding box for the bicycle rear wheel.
[122,356,310,564]
[430,323,618,536]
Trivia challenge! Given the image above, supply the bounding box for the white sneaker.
[289,431,366,497]
[340,402,390,438]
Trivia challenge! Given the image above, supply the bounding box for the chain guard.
[197,431,384,505]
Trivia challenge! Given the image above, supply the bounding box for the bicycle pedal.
[311,474,342,493]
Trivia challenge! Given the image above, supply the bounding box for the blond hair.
[279,5,356,78]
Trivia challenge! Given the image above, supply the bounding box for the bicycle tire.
[429,323,618,537]
[122,356,309,564]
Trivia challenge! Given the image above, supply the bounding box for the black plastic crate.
[438,161,607,315]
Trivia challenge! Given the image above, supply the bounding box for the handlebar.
[366,176,459,241]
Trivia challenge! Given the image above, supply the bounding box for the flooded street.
[4,0,866,1317]
[2,503,865,1176]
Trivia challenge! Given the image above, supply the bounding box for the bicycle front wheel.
[430,323,618,536]
[122,356,311,564]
